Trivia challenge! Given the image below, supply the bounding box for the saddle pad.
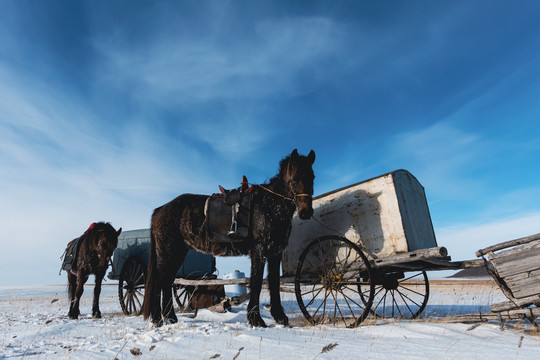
[204,193,252,243]
[62,236,82,272]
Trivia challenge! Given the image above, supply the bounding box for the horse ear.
[308,150,315,165]
[117,228,122,237]
[291,149,299,159]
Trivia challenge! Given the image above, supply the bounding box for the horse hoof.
[164,318,177,325]
[152,319,163,328]
[275,316,289,327]
[93,312,102,319]
[248,315,267,328]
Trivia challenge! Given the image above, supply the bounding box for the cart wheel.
[118,256,146,316]
[295,235,374,327]
[173,284,197,317]
[364,270,429,319]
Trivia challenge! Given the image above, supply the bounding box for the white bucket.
[223,270,247,298]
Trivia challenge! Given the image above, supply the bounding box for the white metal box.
[282,170,437,276]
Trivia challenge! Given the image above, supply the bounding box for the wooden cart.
[282,170,486,327]
[475,233,540,324]
[283,170,538,327]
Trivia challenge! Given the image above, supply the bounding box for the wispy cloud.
[0,56,231,285]
[96,16,343,103]
[91,15,345,154]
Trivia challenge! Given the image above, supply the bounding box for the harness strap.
[249,184,311,202]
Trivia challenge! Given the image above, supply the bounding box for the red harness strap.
[84,222,97,234]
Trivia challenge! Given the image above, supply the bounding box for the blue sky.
[1,0,539,285]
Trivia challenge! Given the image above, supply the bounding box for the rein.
[249,183,311,203]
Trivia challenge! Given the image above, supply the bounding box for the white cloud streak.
[91,15,345,155]
[0,59,226,285]
[96,16,343,103]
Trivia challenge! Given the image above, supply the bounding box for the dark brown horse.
[61,222,122,319]
[142,149,315,327]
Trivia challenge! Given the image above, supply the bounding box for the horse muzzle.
[298,207,314,220]
[295,195,314,220]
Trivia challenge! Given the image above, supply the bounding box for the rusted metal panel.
[282,170,437,276]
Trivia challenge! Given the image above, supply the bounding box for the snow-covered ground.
[1,282,538,359]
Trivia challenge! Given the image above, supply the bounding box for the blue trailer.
[108,228,216,315]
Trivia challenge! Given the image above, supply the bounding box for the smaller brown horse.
[60,222,121,319]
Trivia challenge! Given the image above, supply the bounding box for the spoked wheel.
[364,270,429,319]
[118,256,146,316]
[173,284,197,317]
[295,235,374,328]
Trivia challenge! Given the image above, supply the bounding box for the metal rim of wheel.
[118,256,146,316]
[365,270,429,319]
[294,235,374,328]
[173,284,197,317]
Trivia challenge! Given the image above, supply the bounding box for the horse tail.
[142,217,158,321]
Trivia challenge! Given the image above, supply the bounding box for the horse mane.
[83,222,119,248]
[266,152,315,194]
[265,154,293,193]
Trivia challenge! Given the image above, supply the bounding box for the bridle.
[248,156,313,208]
[287,181,312,205]
[96,235,115,273]
[251,182,312,205]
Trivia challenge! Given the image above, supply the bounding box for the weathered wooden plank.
[447,258,485,269]
[487,241,540,263]
[425,307,540,323]
[505,270,540,287]
[513,288,540,300]
[174,277,250,286]
[505,273,540,299]
[476,233,540,257]
[280,276,296,284]
[490,294,540,312]
[371,247,447,268]
[505,268,540,284]
[489,252,540,278]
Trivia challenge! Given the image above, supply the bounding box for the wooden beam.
[488,250,540,278]
[490,294,540,312]
[457,258,486,269]
[371,247,448,268]
[476,233,540,257]
[174,277,250,286]
[422,306,540,323]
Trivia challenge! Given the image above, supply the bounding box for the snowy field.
[1,281,539,359]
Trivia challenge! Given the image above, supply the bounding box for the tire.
[363,270,429,319]
[118,256,146,316]
[294,235,374,327]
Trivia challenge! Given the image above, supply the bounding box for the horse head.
[284,149,316,220]
[92,224,122,269]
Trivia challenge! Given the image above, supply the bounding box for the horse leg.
[92,273,104,318]
[267,254,288,326]
[69,272,88,319]
[68,272,77,317]
[161,270,178,324]
[247,251,267,327]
